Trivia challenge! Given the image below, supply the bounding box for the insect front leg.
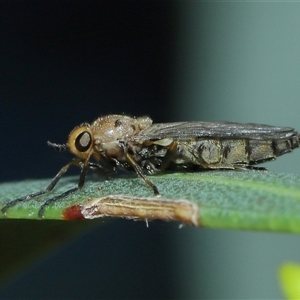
[37,156,94,218]
[1,159,88,218]
[1,161,75,215]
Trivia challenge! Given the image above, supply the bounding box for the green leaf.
[279,262,300,299]
[1,170,300,233]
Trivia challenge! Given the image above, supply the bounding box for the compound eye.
[75,131,92,152]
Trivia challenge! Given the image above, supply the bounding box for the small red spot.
[63,205,85,220]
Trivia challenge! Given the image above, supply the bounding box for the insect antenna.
[47,141,68,152]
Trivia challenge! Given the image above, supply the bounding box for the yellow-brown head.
[67,123,94,160]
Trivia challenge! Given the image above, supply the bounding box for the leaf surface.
[1,170,300,232]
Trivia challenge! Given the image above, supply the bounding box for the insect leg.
[88,155,117,174]
[38,154,94,218]
[241,165,267,171]
[125,153,160,196]
[1,190,50,215]
[159,141,178,171]
[1,161,76,215]
[37,187,78,218]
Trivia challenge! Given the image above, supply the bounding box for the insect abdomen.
[217,134,299,166]
[248,134,299,163]
[173,134,300,168]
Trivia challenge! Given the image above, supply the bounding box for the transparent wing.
[135,121,297,141]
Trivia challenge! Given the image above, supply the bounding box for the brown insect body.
[2,114,300,218]
[68,115,300,173]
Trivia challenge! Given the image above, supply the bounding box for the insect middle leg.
[125,153,160,196]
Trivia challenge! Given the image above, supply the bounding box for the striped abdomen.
[172,134,300,168]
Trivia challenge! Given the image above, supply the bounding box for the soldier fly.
[2,114,300,218]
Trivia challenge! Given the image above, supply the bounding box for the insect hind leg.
[245,165,268,171]
[159,141,180,171]
[232,163,268,171]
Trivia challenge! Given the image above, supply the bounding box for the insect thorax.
[91,115,153,143]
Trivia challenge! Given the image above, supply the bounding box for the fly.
[2,114,300,218]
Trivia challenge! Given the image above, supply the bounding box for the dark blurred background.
[1,1,300,299]
[1,1,176,181]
